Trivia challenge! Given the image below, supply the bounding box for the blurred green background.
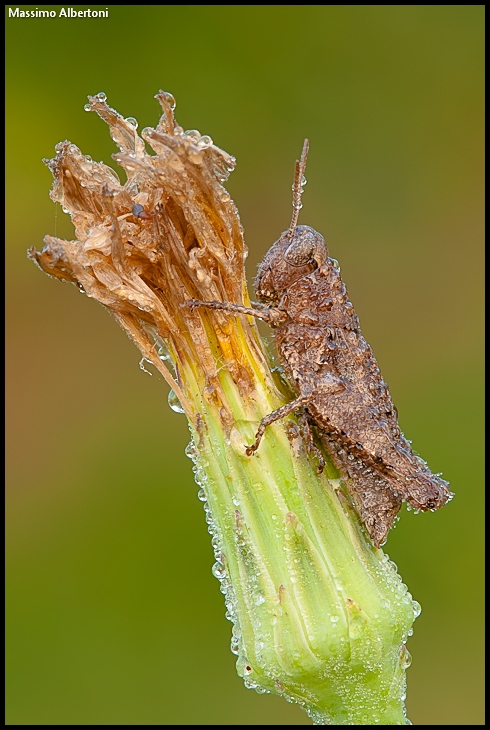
[6,5,484,725]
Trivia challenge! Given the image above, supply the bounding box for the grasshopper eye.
[284,227,327,268]
[284,237,314,266]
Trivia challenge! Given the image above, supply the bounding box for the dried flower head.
[29,90,275,420]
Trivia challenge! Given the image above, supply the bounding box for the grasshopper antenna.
[287,138,309,239]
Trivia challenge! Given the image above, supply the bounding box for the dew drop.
[168,389,184,414]
[198,134,213,148]
[158,344,170,361]
[84,103,92,112]
[243,677,258,689]
[162,92,176,110]
[330,615,340,623]
[184,129,201,142]
[400,645,412,669]
[212,561,227,580]
[412,600,422,619]
[125,116,139,129]
[331,258,340,271]
[95,92,107,102]
[184,442,195,460]
[292,181,303,194]
[231,636,240,655]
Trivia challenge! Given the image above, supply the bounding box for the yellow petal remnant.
[29,92,419,724]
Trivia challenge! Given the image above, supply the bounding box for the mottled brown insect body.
[189,141,451,546]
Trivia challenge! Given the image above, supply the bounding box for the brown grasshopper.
[187,141,452,546]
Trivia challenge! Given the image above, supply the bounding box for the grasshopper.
[187,141,451,546]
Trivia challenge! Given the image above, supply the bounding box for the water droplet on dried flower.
[162,92,176,110]
[184,129,201,142]
[95,92,107,102]
[218,189,231,203]
[198,135,213,148]
[168,389,185,414]
[125,117,139,129]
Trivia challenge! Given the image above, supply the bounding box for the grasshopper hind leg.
[297,409,326,474]
[319,431,403,548]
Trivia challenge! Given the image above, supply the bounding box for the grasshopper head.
[254,225,327,305]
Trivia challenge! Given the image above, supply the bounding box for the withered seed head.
[28,91,275,421]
